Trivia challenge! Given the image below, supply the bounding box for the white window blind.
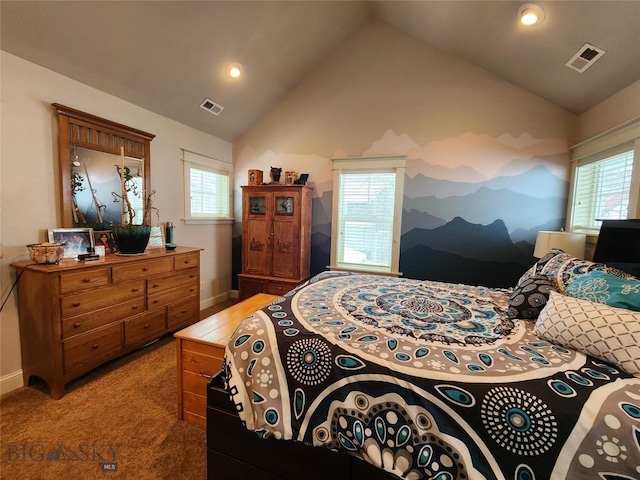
[338,171,396,268]
[189,166,229,218]
[182,149,233,223]
[571,149,634,233]
[330,156,405,275]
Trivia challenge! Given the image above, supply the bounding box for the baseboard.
[0,369,23,396]
[200,290,237,310]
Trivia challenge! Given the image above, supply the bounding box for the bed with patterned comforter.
[223,265,640,480]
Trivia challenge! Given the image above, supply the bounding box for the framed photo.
[94,230,118,254]
[48,228,95,258]
[146,226,165,250]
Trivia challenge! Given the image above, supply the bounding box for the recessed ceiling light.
[518,3,545,26]
[226,62,242,78]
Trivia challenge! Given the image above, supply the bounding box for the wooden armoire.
[238,185,312,299]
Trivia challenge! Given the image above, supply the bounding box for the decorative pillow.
[534,291,640,376]
[566,270,640,311]
[515,248,634,293]
[507,275,554,319]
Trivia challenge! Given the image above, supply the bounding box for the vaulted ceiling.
[2,1,639,142]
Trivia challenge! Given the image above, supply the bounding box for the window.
[182,149,233,223]
[330,156,405,275]
[569,119,640,235]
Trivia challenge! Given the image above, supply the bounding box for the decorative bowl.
[27,242,65,264]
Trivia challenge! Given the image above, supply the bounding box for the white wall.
[0,52,234,394]
[577,79,640,143]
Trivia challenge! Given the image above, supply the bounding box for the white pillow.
[535,291,640,376]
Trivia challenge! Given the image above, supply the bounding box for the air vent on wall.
[199,98,224,115]
[565,43,606,73]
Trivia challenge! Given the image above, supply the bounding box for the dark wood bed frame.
[206,373,395,480]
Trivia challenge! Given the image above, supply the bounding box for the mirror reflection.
[70,146,145,227]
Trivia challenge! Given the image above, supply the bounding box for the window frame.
[329,155,406,276]
[568,118,640,237]
[182,149,234,225]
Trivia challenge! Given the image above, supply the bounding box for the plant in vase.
[110,150,158,254]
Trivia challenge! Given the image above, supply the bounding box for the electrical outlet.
[200,281,205,291]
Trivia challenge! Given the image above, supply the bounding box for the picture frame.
[94,230,118,254]
[146,226,165,250]
[48,228,95,259]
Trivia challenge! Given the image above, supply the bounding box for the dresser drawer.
[63,323,122,376]
[124,309,166,348]
[148,268,198,295]
[149,281,198,310]
[60,268,109,294]
[266,281,294,296]
[111,257,173,282]
[61,298,145,339]
[167,296,199,330]
[61,280,144,318]
[175,252,200,271]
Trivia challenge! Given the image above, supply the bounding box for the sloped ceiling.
[2,1,639,142]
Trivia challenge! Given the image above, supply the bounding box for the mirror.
[53,103,155,228]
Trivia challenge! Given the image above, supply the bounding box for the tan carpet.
[1,336,207,480]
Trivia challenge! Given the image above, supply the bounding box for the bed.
[207,247,640,480]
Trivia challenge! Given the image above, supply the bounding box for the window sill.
[328,265,402,277]
[182,218,234,225]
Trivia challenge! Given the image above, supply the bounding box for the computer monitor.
[592,219,640,277]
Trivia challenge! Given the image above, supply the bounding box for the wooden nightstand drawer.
[60,268,109,294]
[62,298,145,339]
[63,323,122,376]
[111,257,173,282]
[175,252,200,271]
[124,309,166,348]
[182,346,223,377]
[61,280,144,318]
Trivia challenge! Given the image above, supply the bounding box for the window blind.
[571,149,634,233]
[189,166,229,218]
[337,171,396,268]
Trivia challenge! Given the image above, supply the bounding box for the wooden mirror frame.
[53,103,155,227]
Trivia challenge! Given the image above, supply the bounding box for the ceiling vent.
[199,98,224,116]
[565,43,606,73]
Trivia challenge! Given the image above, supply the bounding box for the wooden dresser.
[11,246,201,399]
[175,293,278,426]
[238,185,312,299]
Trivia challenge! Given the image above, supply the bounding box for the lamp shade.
[534,231,586,258]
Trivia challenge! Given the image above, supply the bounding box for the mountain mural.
[404,164,567,200]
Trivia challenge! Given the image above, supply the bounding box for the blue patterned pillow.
[508,275,555,319]
[565,270,640,311]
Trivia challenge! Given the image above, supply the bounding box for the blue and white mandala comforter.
[223,271,640,480]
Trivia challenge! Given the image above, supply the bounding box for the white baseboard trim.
[199,290,237,311]
[1,369,24,396]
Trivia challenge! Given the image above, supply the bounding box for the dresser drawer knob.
[91,344,99,350]
[143,323,150,329]
[82,278,91,283]
[72,302,81,307]
[180,309,187,314]
[131,288,139,292]
[142,267,149,272]
[73,322,81,328]
[132,305,139,310]
[152,284,160,288]
[153,299,159,304]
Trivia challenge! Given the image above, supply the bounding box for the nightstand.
[175,293,279,426]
